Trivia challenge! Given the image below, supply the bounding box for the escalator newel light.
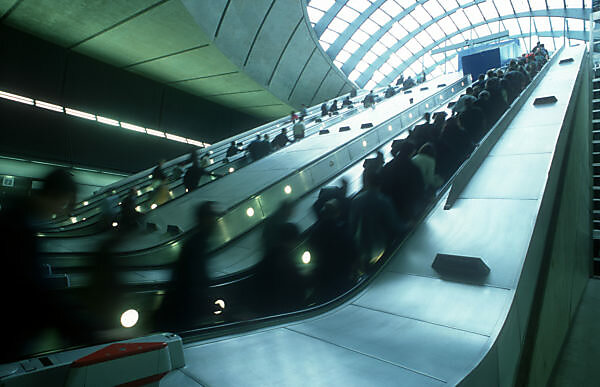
[120,309,139,328]
[302,251,311,264]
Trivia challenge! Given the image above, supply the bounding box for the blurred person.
[0,169,76,362]
[151,160,167,186]
[395,73,404,86]
[247,134,263,161]
[411,142,444,192]
[170,161,186,181]
[226,141,243,158]
[290,110,299,123]
[362,90,376,109]
[272,128,291,150]
[342,95,352,107]
[320,103,328,117]
[329,99,339,114]
[293,116,306,141]
[120,187,143,230]
[300,104,308,118]
[183,150,221,191]
[159,202,219,329]
[313,178,350,223]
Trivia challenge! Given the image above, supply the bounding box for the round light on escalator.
[210,159,214,164]
[301,251,311,264]
[284,185,292,194]
[135,206,142,212]
[150,203,157,210]
[425,103,429,108]
[439,95,443,100]
[229,167,235,173]
[70,217,77,224]
[137,190,142,196]
[362,140,367,147]
[82,217,86,221]
[112,221,118,228]
[209,150,213,154]
[83,201,89,206]
[120,309,139,328]
[409,113,413,118]
[148,175,152,179]
[451,88,455,92]
[246,207,255,217]
[388,125,392,131]
[214,299,226,315]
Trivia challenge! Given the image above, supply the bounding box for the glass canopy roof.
[307,0,591,89]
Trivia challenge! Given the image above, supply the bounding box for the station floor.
[550,278,600,387]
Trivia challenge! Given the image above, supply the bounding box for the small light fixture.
[150,203,157,210]
[246,207,255,217]
[112,221,118,227]
[362,140,367,147]
[70,217,77,224]
[135,206,141,212]
[229,167,235,173]
[388,125,392,131]
[120,309,139,328]
[284,185,292,194]
[83,201,89,206]
[302,251,311,264]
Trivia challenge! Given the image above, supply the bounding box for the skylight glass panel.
[405,38,423,53]
[425,23,446,41]
[437,17,458,34]
[409,61,424,73]
[401,15,420,31]
[474,24,491,37]
[381,0,403,17]
[307,7,325,24]
[478,2,499,19]
[333,60,344,68]
[390,22,408,40]
[396,46,413,60]
[349,70,362,81]
[347,0,371,13]
[410,5,432,24]
[360,19,380,34]
[529,0,547,11]
[450,9,471,29]
[320,29,340,44]
[431,52,444,62]
[517,17,532,34]
[319,41,331,51]
[309,0,335,12]
[415,30,434,46]
[372,41,387,55]
[329,18,349,34]
[344,40,361,53]
[450,34,465,45]
[487,21,501,34]
[423,0,445,18]
[546,0,564,9]
[381,32,398,47]
[431,66,443,77]
[372,71,385,83]
[423,54,435,67]
[533,16,550,32]
[363,51,378,64]
[387,54,401,67]
[494,0,514,17]
[512,1,529,13]
[438,0,459,11]
[553,37,564,50]
[371,9,392,25]
[352,29,370,44]
[337,6,360,23]
[380,63,394,75]
[463,5,483,24]
[356,60,370,72]
[539,37,554,50]
[396,0,415,9]
[550,17,564,32]
[365,80,377,90]
[567,18,584,31]
[502,18,521,36]
[335,50,352,63]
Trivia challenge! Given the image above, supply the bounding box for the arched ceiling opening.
[307,0,591,89]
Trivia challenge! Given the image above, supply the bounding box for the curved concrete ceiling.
[0,0,352,120]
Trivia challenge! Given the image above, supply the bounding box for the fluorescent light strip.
[120,122,146,133]
[146,128,165,137]
[0,91,34,105]
[97,115,120,126]
[35,100,63,112]
[65,108,96,121]
[165,133,188,143]
[187,139,204,147]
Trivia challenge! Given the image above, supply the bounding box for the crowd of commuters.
[1,43,550,361]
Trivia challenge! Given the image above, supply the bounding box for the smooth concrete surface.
[157,46,586,387]
[550,279,600,387]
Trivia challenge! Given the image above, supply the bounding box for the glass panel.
[546,0,564,9]
[352,29,370,44]
[401,15,420,31]
[329,17,349,34]
[365,80,378,90]
[320,29,340,44]
[360,19,380,34]
[512,1,529,13]
[528,0,547,11]
[381,0,403,17]
[337,6,360,23]
[478,1,499,19]
[550,17,564,32]
[463,5,484,25]
[405,38,423,53]
[363,51,378,64]
[517,17,532,34]
[438,0,459,11]
[423,0,445,18]
[333,60,344,68]
[356,60,370,72]
[425,23,446,41]
[410,5,432,23]
[474,24,492,37]
[390,22,409,39]
[502,18,521,36]
[493,0,514,17]
[308,0,335,11]
[349,69,362,81]
[396,46,413,60]
[372,71,385,83]
[533,16,551,32]
[380,63,394,75]
[344,40,361,53]
[347,0,371,13]
[437,16,458,34]
[567,18,584,31]
[381,32,399,47]
[372,41,387,55]
[387,54,402,67]
[335,50,352,63]
[319,41,331,51]
[307,7,325,24]
[450,9,471,30]
[371,9,392,25]
[415,30,434,46]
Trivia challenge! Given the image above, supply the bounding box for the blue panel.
[461,48,501,81]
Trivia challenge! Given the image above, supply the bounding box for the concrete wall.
[181,0,355,110]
